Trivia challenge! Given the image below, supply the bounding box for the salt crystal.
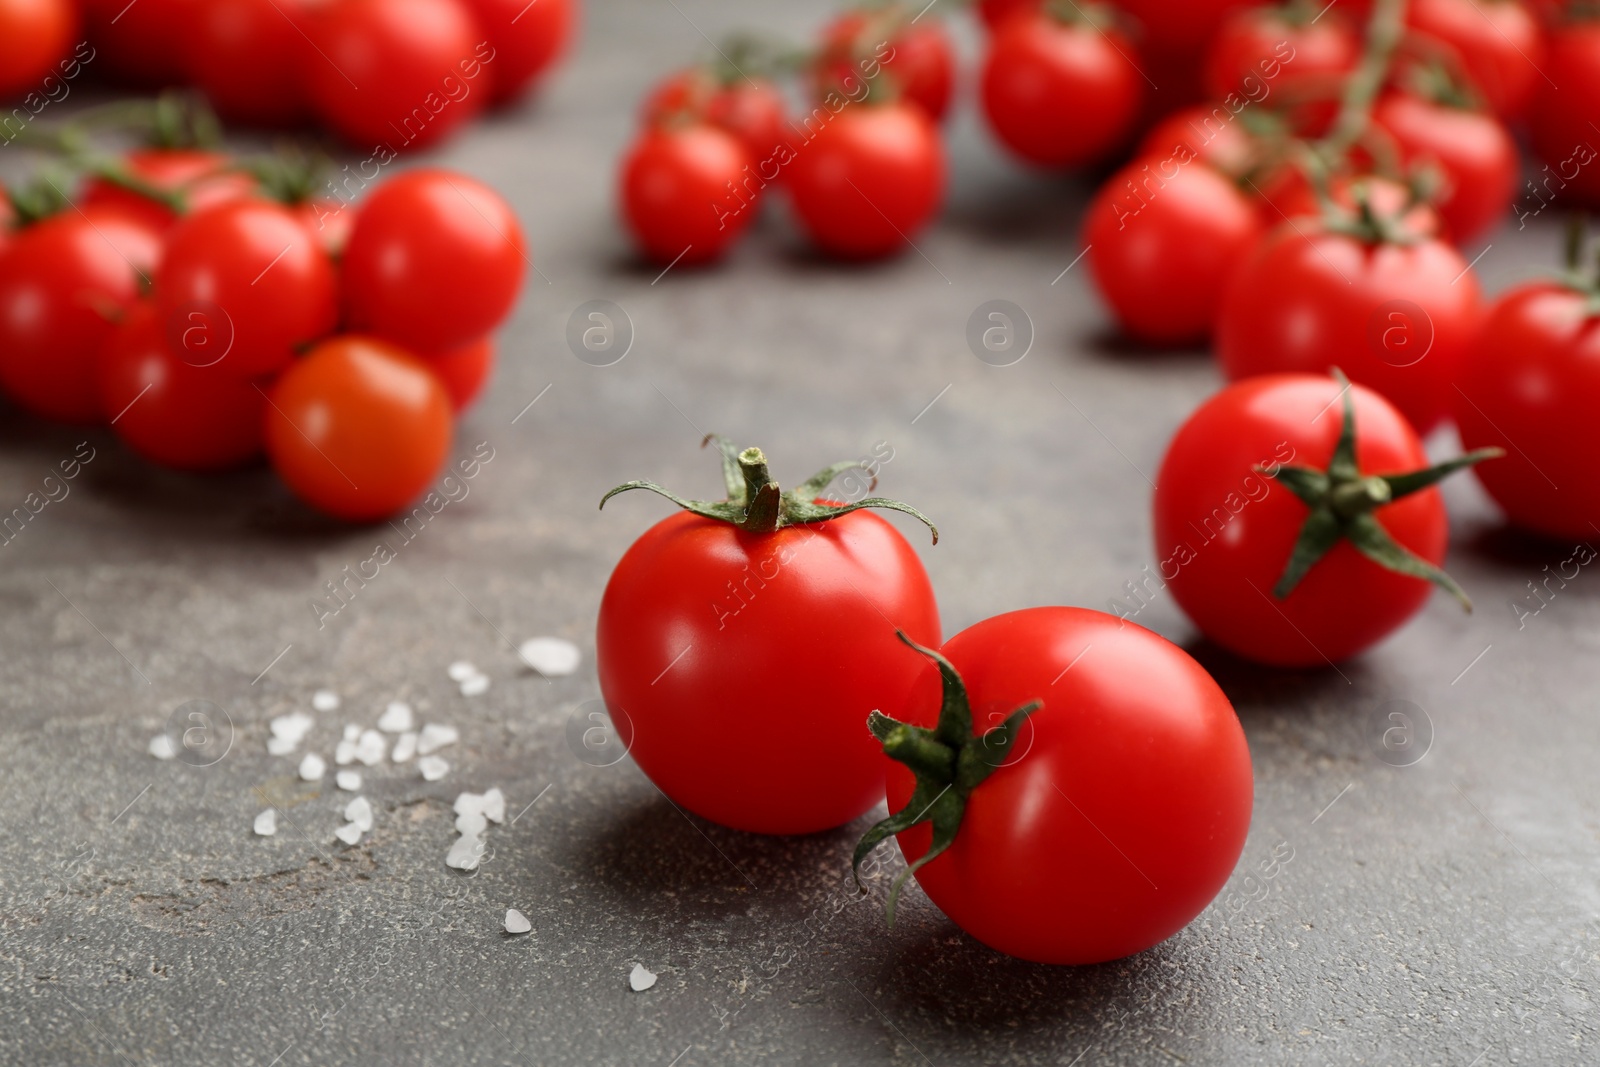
[334,739,357,765]
[334,822,363,845]
[455,810,488,836]
[148,735,177,760]
[445,833,484,870]
[419,755,449,781]
[344,795,374,832]
[459,674,490,697]
[628,964,657,992]
[342,724,361,742]
[455,787,506,825]
[447,660,478,682]
[504,909,531,935]
[519,637,581,677]
[416,723,458,755]
[355,729,387,766]
[377,701,414,733]
[391,731,418,763]
[266,736,299,756]
[253,809,277,835]
[298,753,326,781]
[269,711,314,743]
[335,770,361,791]
[312,689,340,712]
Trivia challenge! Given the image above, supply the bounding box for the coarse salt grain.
[344,795,374,832]
[269,711,314,743]
[391,731,418,763]
[148,735,177,760]
[343,724,361,742]
[334,739,357,765]
[628,964,657,992]
[298,753,326,781]
[416,723,458,755]
[266,736,299,756]
[445,833,484,870]
[504,909,531,935]
[419,755,449,781]
[455,788,506,825]
[335,770,361,792]
[459,674,490,697]
[447,660,478,682]
[519,637,581,677]
[334,822,363,845]
[312,689,339,712]
[355,729,387,766]
[377,701,414,733]
[253,809,277,836]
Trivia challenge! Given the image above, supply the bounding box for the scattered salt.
[519,637,581,677]
[312,689,340,712]
[377,701,414,733]
[447,660,478,682]
[253,809,277,836]
[455,810,488,836]
[269,711,314,744]
[334,739,357,765]
[628,964,657,992]
[298,753,326,781]
[417,723,458,755]
[148,734,177,760]
[342,724,361,742]
[344,796,374,832]
[335,770,361,792]
[419,755,449,781]
[459,674,490,697]
[445,833,484,870]
[334,822,363,845]
[455,788,505,825]
[504,909,531,935]
[391,731,418,763]
[266,736,300,756]
[355,729,387,766]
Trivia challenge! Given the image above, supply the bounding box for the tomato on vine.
[620,124,756,266]
[814,5,955,121]
[459,0,577,104]
[1371,83,1516,244]
[81,149,259,233]
[642,66,791,170]
[1403,0,1543,119]
[1202,2,1359,109]
[1529,19,1600,208]
[183,0,312,127]
[423,337,496,412]
[0,0,77,101]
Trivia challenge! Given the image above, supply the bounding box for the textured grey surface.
[3,1,1599,1064]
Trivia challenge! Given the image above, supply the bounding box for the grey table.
[3,2,1597,1064]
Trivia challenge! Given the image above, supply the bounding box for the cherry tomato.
[1371,92,1516,244]
[1116,0,1261,99]
[155,199,338,380]
[0,207,162,423]
[97,303,265,471]
[80,149,259,233]
[1216,215,1481,434]
[1084,158,1264,346]
[298,199,360,256]
[183,0,311,126]
[1136,103,1259,179]
[264,335,454,521]
[1255,170,1442,238]
[597,440,941,835]
[458,0,576,104]
[976,0,1039,31]
[423,337,494,411]
[979,9,1144,168]
[1155,374,1458,665]
[342,168,526,352]
[1405,0,1544,119]
[79,0,195,85]
[0,0,77,100]
[619,124,755,266]
[786,102,944,260]
[815,7,955,121]
[642,69,792,170]
[1529,21,1600,208]
[1454,282,1600,540]
[305,0,489,151]
[869,608,1252,964]
[1202,4,1358,105]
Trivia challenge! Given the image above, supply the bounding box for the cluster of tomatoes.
[0,128,526,521]
[0,0,574,148]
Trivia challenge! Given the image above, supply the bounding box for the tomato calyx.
[851,632,1038,925]
[1556,217,1600,317]
[1261,369,1502,609]
[599,435,939,541]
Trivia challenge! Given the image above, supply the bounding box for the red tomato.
[298,199,360,256]
[423,337,494,411]
[264,335,454,521]
[1084,158,1264,346]
[305,0,489,151]
[342,169,524,351]
[0,0,77,100]
[619,124,755,266]
[641,69,791,170]
[80,149,259,233]
[1454,282,1600,539]
[979,10,1144,168]
[1155,374,1464,666]
[1202,4,1358,104]
[97,303,265,471]
[183,0,310,126]
[597,441,941,834]
[1216,216,1481,434]
[1529,21,1600,208]
[155,199,338,380]
[1136,103,1259,179]
[0,207,162,423]
[1115,0,1262,100]
[1371,93,1516,244]
[786,102,945,260]
[815,8,955,121]
[79,0,195,85]
[1254,170,1443,238]
[868,609,1251,964]
[1405,0,1544,118]
[458,0,576,104]
[976,0,1039,30]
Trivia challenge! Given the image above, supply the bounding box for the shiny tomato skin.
[342,169,526,353]
[97,304,265,471]
[886,607,1252,964]
[80,149,259,233]
[458,0,575,104]
[0,0,77,99]
[0,207,162,424]
[598,509,941,835]
[1202,6,1358,102]
[816,10,955,121]
[642,70,792,170]
[786,103,944,260]
[1371,93,1516,244]
[1256,170,1442,238]
[155,199,339,380]
[264,336,454,522]
[976,0,1039,30]
[1156,375,1448,666]
[1116,0,1261,100]
[1084,158,1264,346]
[1216,222,1481,434]
[1529,23,1600,207]
[422,337,494,411]
[980,11,1143,168]
[1405,0,1543,118]
[1454,284,1600,540]
[183,0,311,126]
[1136,104,1257,178]
[80,0,195,85]
[619,124,755,266]
[305,0,487,151]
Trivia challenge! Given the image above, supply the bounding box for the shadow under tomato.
[1462,521,1595,571]
[1081,326,1212,363]
[1181,636,1378,713]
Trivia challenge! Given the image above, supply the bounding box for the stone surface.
[2,1,1597,1064]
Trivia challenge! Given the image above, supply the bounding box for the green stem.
[1323,0,1408,158]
